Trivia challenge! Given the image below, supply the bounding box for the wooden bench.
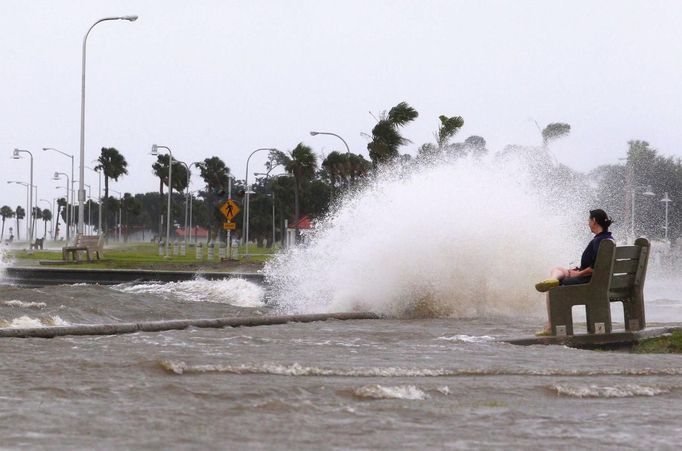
[62,234,104,262]
[548,238,650,336]
[30,237,44,250]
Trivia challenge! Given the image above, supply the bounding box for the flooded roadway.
[2,276,682,449]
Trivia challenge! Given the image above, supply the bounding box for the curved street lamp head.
[150,144,159,155]
[12,149,21,159]
[643,186,655,197]
[121,15,138,21]
[309,131,319,136]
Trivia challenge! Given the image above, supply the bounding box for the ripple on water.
[549,384,672,398]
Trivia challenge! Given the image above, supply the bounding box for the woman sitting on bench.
[534,209,614,334]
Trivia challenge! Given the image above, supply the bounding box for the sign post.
[219,190,240,259]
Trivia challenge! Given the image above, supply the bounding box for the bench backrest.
[585,237,650,298]
[609,237,650,300]
[75,234,103,249]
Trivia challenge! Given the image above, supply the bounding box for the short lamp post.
[150,144,173,256]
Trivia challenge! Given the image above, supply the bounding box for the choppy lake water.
[2,273,682,449]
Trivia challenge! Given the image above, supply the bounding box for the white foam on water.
[551,384,671,398]
[114,278,265,308]
[435,335,495,343]
[354,384,428,400]
[436,386,451,395]
[0,315,69,328]
[158,361,682,377]
[265,153,585,318]
[2,300,47,309]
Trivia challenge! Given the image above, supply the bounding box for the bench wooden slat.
[610,274,636,289]
[612,259,639,274]
[614,246,640,259]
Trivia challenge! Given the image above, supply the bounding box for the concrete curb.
[503,326,682,349]
[0,312,381,339]
[2,266,265,286]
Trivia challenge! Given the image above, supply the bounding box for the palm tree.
[41,209,52,239]
[152,155,188,239]
[348,153,372,183]
[542,123,571,148]
[1,205,14,241]
[15,206,25,240]
[322,151,348,195]
[95,147,128,235]
[55,197,67,240]
[273,143,318,221]
[367,101,419,167]
[121,193,141,241]
[31,207,42,241]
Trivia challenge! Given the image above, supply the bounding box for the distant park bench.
[30,237,44,250]
[62,234,104,262]
[548,238,650,336]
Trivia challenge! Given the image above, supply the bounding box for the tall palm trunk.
[1,218,5,240]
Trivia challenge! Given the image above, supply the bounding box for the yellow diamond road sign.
[220,199,240,221]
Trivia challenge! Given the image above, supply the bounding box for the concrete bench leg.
[585,301,612,334]
[622,297,644,331]
[549,299,574,336]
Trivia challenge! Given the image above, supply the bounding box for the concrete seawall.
[2,266,265,286]
[0,312,380,339]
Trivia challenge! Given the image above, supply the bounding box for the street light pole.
[43,147,74,241]
[12,149,34,243]
[255,171,284,247]
[85,166,102,235]
[110,189,123,241]
[310,131,351,154]
[78,15,138,236]
[178,161,191,247]
[243,147,277,257]
[632,185,655,238]
[661,192,672,241]
[53,172,70,238]
[150,145,173,256]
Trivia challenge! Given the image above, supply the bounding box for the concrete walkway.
[2,266,264,286]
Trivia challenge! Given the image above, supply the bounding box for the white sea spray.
[265,153,587,318]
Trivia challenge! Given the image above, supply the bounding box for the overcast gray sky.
[2,0,682,211]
